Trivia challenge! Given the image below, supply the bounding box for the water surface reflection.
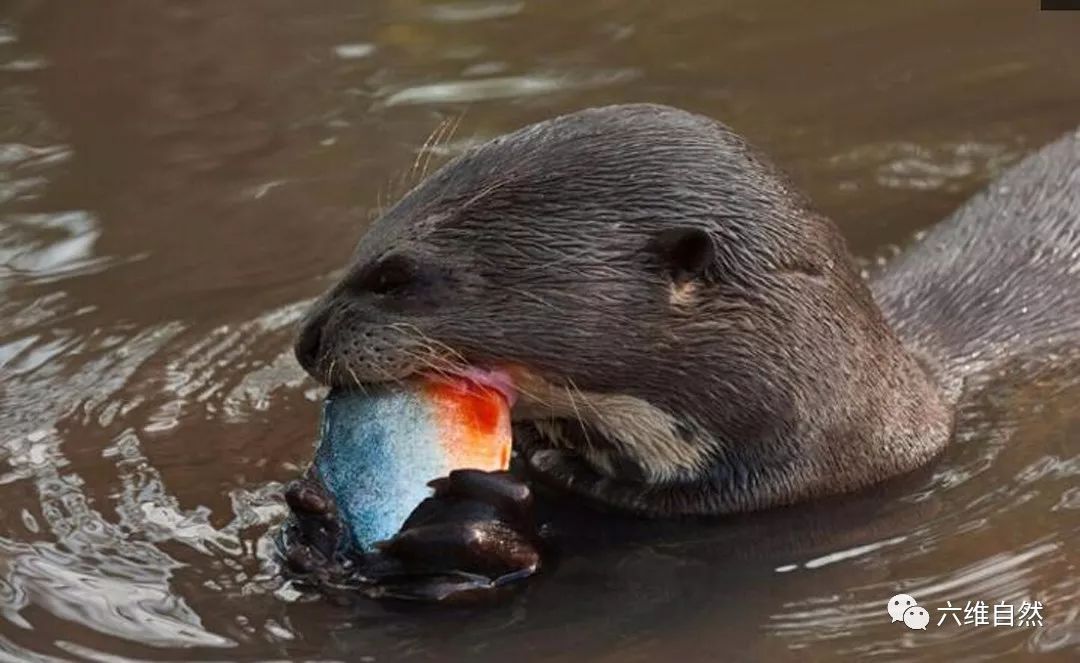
[0,0,1077,660]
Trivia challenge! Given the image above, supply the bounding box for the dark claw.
[283,476,343,559]
[284,540,327,575]
[428,469,534,525]
[377,519,540,577]
[284,479,332,516]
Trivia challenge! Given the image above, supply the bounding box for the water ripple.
[380,70,639,106]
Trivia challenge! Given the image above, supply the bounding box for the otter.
[282,104,1079,596]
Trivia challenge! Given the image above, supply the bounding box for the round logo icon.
[903,605,930,630]
[887,594,918,622]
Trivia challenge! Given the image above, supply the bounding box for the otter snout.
[292,292,454,388]
[295,306,330,377]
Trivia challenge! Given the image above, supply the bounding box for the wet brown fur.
[294,105,1080,516]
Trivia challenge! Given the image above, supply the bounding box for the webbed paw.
[277,469,543,603]
[278,473,352,583]
[361,470,542,602]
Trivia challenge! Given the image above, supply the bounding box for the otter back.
[872,129,1080,397]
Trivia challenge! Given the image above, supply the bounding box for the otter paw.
[278,470,543,602]
[360,470,543,602]
[277,474,352,582]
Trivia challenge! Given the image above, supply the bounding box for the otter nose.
[294,307,330,376]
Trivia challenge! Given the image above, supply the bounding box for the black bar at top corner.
[1041,0,1080,9]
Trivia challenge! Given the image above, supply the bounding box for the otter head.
[295,104,950,516]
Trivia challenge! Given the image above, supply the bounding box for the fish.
[314,377,512,550]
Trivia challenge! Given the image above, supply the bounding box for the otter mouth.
[325,360,696,514]
[437,366,518,407]
[336,364,519,409]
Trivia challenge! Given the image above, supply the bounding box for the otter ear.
[650,227,715,284]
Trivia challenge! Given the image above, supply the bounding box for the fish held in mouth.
[314,374,513,550]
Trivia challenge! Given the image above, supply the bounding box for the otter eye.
[354,254,418,295]
[650,227,715,285]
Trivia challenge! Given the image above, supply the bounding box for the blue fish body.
[315,388,448,550]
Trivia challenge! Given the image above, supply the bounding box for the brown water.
[1,0,1078,660]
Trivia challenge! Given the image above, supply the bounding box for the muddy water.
[1,0,1078,660]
